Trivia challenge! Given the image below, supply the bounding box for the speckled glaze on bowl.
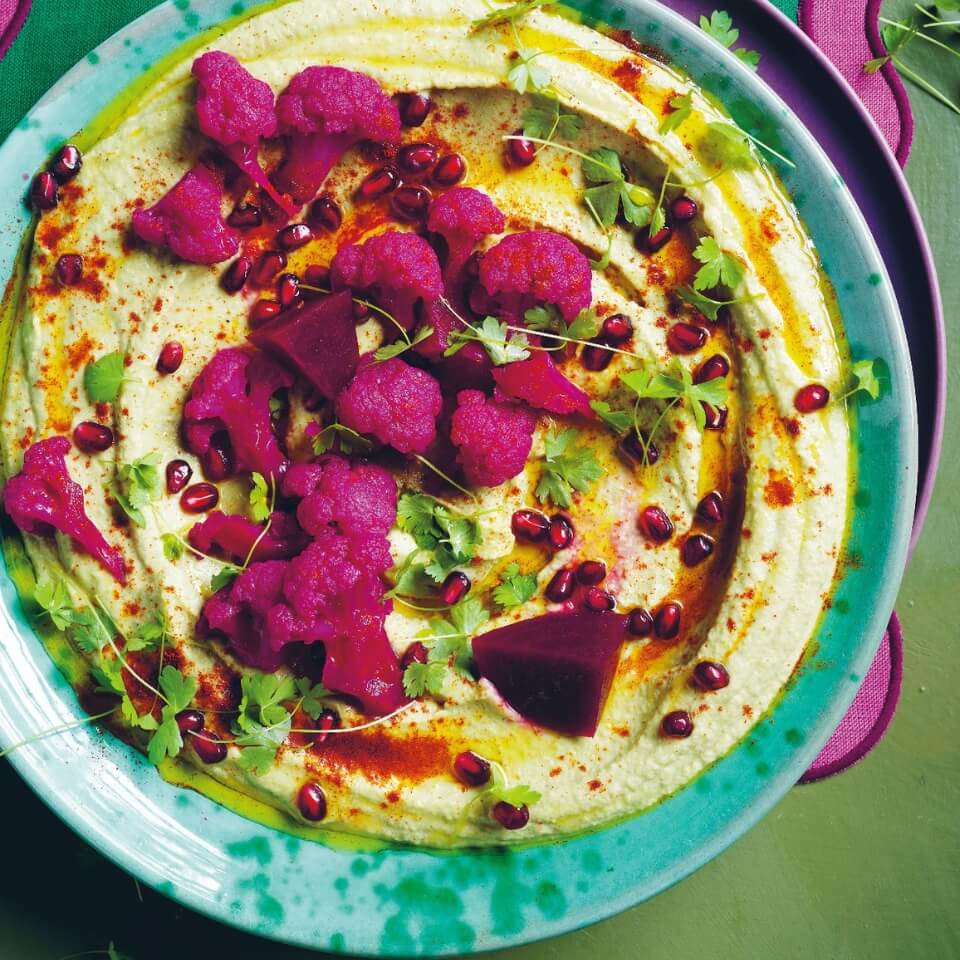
[0,0,917,954]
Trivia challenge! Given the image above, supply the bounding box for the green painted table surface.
[0,0,956,957]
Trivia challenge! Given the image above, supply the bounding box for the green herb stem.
[413,454,479,501]
[0,707,117,759]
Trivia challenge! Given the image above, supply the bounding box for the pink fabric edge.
[797,0,914,166]
[0,0,30,61]
[798,613,904,784]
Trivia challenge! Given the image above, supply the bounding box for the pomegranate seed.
[601,313,632,345]
[250,300,282,326]
[180,482,219,514]
[259,190,291,223]
[352,300,370,323]
[646,225,673,253]
[694,354,730,383]
[221,256,251,294]
[398,92,432,127]
[277,272,300,307]
[51,144,82,182]
[667,322,708,354]
[548,515,575,551]
[620,431,659,466]
[156,341,183,375]
[670,196,698,222]
[56,254,83,285]
[358,166,400,201]
[391,184,432,220]
[697,491,724,524]
[493,801,529,829]
[581,343,613,371]
[440,571,471,605]
[303,264,331,288]
[583,587,616,612]
[512,509,550,542]
[453,750,491,787]
[639,506,673,543]
[312,708,340,745]
[166,459,193,493]
[628,607,653,637]
[250,250,286,288]
[191,732,227,763]
[309,195,342,232]
[654,602,682,639]
[577,560,606,585]
[175,709,204,734]
[73,421,113,453]
[432,153,467,186]
[30,172,58,211]
[507,132,536,167]
[277,223,313,251]
[545,568,575,603]
[398,143,438,175]
[227,201,262,229]
[682,534,715,566]
[660,710,693,738]
[200,437,233,482]
[400,641,429,671]
[795,383,830,413]
[693,660,730,692]
[704,404,728,431]
[297,782,327,821]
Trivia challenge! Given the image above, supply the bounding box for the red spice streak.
[65,332,94,371]
[764,471,795,508]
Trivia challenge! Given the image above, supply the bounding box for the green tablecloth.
[0,1,956,957]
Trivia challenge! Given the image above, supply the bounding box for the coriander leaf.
[846,358,882,401]
[863,56,890,74]
[312,422,374,457]
[450,597,490,639]
[524,304,563,332]
[419,596,489,680]
[122,694,158,730]
[374,325,434,362]
[705,121,753,165]
[590,399,632,434]
[476,316,531,366]
[566,308,601,341]
[492,783,542,806]
[397,492,482,581]
[210,566,240,593]
[249,472,271,523]
[72,610,110,654]
[238,673,297,729]
[535,428,603,508]
[388,558,438,599]
[234,741,278,776]
[471,0,551,30]
[589,234,614,272]
[115,452,162,527]
[699,9,738,47]
[34,578,78,631]
[493,563,538,609]
[84,351,126,403]
[295,678,333,720]
[161,533,185,562]
[581,148,655,229]
[403,660,446,698]
[583,182,623,229]
[659,92,693,136]
[126,613,165,653]
[397,492,444,548]
[508,52,551,95]
[692,236,744,292]
[583,146,623,182]
[621,183,656,227]
[735,48,761,69]
[522,95,583,142]
[620,368,684,401]
[677,285,735,321]
[146,705,183,765]
[159,665,197,713]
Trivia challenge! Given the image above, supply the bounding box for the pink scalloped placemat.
[0,0,912,783]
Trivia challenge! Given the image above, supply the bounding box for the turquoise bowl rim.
[0,0,918,955]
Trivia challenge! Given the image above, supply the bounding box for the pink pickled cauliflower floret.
[192,51,297,218]
[3,437,125,583]
[331,231,442,335]
[427,187,506,288]
[275,66,401,204]
[479,229,593,323]
[188,510,307,564]
[450,390,537,488]
[336,354,443,455]
[183,347,294,477]
[198,457,404,713]
[131,163,238,265]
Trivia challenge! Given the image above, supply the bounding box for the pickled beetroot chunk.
[183,347,294,477]
[330,231,442,333]
[450,390,536,488]
[436,340,494,392]
[275,66,401,203]
[3,437,125,583]
[426,187,505,289]
[132,163,238,264]
[336,355,443,454]
[188,510,308,563]
[493,350,594,419]
[479,230,592,323]
[192,51,296,218]
[248,290,358,400]
[472,611,627,737]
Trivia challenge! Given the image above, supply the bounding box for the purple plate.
[667,0,944,549]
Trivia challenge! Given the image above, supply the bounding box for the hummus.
[0,0,850,847]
